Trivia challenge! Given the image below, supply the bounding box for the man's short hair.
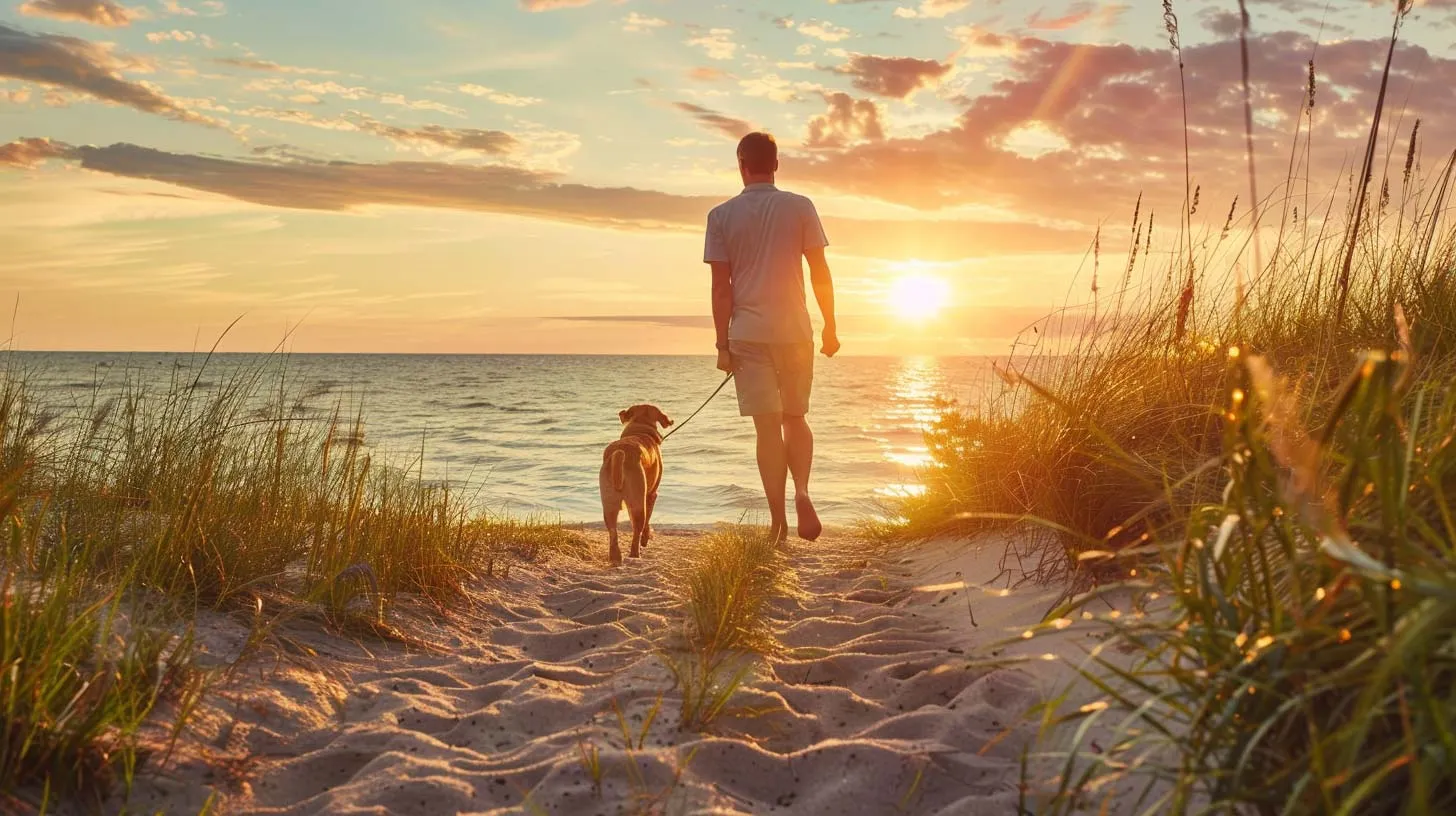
[737,132,777,175]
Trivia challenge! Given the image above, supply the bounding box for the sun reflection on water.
[874,357,950,496]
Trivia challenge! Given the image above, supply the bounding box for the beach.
[5,0,1448,810]
[107,527,1118,815]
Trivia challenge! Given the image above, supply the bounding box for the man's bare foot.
[769,520,789,546]
[795,495,822,541]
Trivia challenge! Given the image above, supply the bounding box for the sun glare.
[888,273,952,322]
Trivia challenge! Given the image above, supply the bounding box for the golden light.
[888,272,952,321]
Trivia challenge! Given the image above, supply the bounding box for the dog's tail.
[609,447,627,492]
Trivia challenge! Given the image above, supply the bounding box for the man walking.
[703,132,839,543]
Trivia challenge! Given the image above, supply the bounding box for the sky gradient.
[1,0,1452,354]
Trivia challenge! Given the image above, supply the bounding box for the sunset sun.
[888,273,952,322]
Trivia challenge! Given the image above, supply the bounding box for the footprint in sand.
[136,532,1051,815]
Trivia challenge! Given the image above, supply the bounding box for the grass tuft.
[661,525,791,730]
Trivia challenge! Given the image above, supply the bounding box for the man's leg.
[777,343,821,541]
[784,415,821,540]
[784,415,814,497]
[752,413,789,542]
[732,342,791,542]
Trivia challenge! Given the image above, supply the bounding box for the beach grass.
[1037,340,1456,814]
[895,2,1453,579]
[0,530,199,806]
[887,2,1456,812]
[0,353,577,806]
[662,525,791,729]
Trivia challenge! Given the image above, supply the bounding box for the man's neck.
[742,174,775,188]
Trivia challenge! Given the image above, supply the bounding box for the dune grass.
[0,530,200,807]
[895,2,1455,584]
[897,177,1456,582]
[0,352,579,806]
[661,526,791,730]
[884,3,1456,813]
[1036,340,1456,814]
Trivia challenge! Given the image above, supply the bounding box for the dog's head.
[618,404,673,429]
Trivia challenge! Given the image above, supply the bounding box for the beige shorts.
[729,340,814,417]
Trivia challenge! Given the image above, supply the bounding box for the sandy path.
[137,529,1058,815]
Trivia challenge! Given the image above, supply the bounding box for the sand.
[116,528,1121,815]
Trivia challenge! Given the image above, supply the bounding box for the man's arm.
[710,261,734,372]
[704,209,734,373]
[805,247,839,357]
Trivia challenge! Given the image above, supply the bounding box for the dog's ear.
[655,408,673,428]
[618,409,630,423]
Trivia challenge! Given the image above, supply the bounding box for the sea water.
[12,353,994,525]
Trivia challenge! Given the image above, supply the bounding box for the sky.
[0,0,1452,354]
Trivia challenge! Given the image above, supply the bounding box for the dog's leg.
[627,495,646,560]
[602,486,622,566]
[643,490,658,549]
[606,510,622,565]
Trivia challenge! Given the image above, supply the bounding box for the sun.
[888,273,952,322]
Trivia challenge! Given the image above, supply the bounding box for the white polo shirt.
[703,183,829,344]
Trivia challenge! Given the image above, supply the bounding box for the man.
[703,131,839,544]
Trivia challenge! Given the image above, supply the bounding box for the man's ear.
[656,410,674,428]
[618,409,630,423]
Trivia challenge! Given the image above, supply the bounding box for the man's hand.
[821,329,841,358]
[716,348,735,373]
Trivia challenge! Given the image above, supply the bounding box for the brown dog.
[600,404,672,565]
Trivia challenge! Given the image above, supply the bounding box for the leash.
[661,372,733,442]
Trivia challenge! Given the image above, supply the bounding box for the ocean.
[12,353,995,526]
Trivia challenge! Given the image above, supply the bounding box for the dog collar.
[623,422,662,443]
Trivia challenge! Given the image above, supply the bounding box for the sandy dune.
[123,529,1097,815]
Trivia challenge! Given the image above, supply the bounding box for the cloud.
[554,315,714,329]
[622,12,668,32]
[354,119,517,156]
[797,20,852,42]
[236,108,520,156]
[519,0,593,10]
[891,0,969,19]
[1200,8,1243,37]
[792,31,1456,229]
[686,28,736,60]
[4,139,717,227]
[0,137,1088,258]
[0,23,221,126]
[159,0,224,17]
[672,101,753,140]
[834,54,952,99]
[1026,2,1126,31]
[18,0,140,27]
[688,66,727,82]
[738,73,821,103]
[806,92,884,148]
[244,77,464,116]
[212,56,336,76]
[0,136,70,166]
[146,29,215,47]
[457,83,541,106]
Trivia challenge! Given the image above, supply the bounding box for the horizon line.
[4,349,1004,359]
